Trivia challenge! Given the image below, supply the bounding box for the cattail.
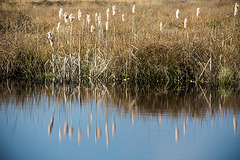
[234,3,239,16]
[69,13,75,23]
[78,9,82,21]
[176,9,180,19]
[106,21,109,31]
[98,13,102,26]
[160,21,163,32]
[112,5,116,16]
[87,14,91,24]
[106,8,110,21]
[132,4,136,14]
[122,14,125,22]
[48,32,54,49]
[197,8,200,18]
[64,12,69,25]
[59,8,63,20]
[95,13,98,23]
[57,22,61,33]
[184,18,187,29]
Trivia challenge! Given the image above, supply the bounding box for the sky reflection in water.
[0,82,239,160]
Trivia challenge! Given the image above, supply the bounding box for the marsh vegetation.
[0,0,239,86]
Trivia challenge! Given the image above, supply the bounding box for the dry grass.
[0,0,239,85]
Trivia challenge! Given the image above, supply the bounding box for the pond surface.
[0,82,239,160]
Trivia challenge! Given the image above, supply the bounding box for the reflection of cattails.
[233,114,237,134]
[98,125,101,138]
[95,128,97,144]
[87,124,90,138]
[183,120,186,136]
[112,113,116,136]
[175,126,179,143]
[132,110,136,124]
[159,114,162,124]
[78,128,81,146]
[48,117,54,135]
[69,124,73,139]
[64,121,68,137]
[105,121,109,149]
[59,127,62,143]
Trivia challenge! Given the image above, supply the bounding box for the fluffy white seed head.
[95,13,98,23]
[160,21,163,32]
[87,14,91,24]
[91,25,95,33]
[112,5,116,16]
[184,18,187,29]
[197,8,200,18]
[48,32,54,48]
[78,9,82,21]
[98,13,102,26]
[132,4,136,14]
[59,8,63,20]
[106,21,109,31]
[69,14,75,23]
[107,8,110,21]
[234,3,239,16]
[57,22,61,33]
[122,14,125,22]
[64,12,69,25]
[176,9,180,19]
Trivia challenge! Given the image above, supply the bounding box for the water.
[0,82,239,160]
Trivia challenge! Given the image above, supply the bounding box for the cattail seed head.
[57,22,61,33]
[176,9,180,19]
[48,32,54,48]
[107,8,110,21]
[87,14,91,24]
[90,25,95,33]
[197,8,200,18]
[122,14,125,22]
[78,9,82,21]
[59,8,63,20]
[184,18,187,29]
[234,3,239,16]
[95,13,98,23]
[112,5,116,16]
[69,13,75,23]
[106,21,109,31]
[160,21,163,32]
[98,13,102,26]
[132,4,136,14]
[64,12,69,25]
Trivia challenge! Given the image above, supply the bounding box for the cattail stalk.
[132,5,135,42]
[233,3,239,38]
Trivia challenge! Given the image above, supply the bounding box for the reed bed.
[0,0,239,86]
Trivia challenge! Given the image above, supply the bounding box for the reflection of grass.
[0,0,239,84]
[220,85,233,98]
